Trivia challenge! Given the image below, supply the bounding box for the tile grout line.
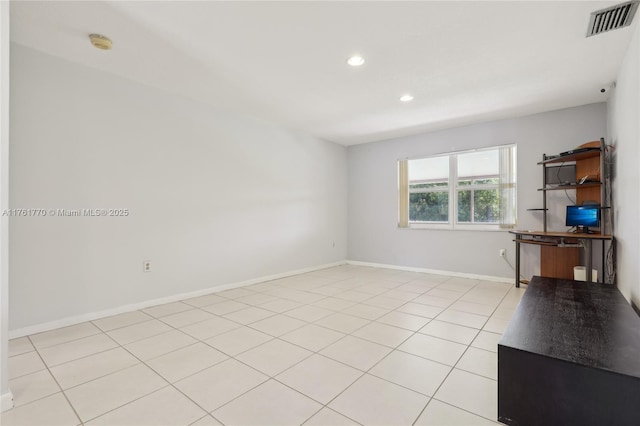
[200,282,424,421]
[272,276,471,423]
[304,280,508,424]
[6,266,515,425]
[409,281,519,425]
[27,328,104,353]
[103,277,377,423]
[7,268,355,422]
[27,305,246,423]
[24,334,85,426]
[81,327,227,425]
[220,277,513,423]
[408,277,498,425]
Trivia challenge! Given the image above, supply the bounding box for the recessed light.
[347,55,365,67]
[400,94,414,102]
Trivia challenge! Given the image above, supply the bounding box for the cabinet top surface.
[509,230,612,240]
[499,276,640,378]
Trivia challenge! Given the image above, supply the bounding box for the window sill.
[400,223,511,232]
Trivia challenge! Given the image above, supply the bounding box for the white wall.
[348,103,607,280]
[9,44,347,332]
[0,0,13,413]
[608,22,640,307]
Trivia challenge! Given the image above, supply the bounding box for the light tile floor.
[2,265,525,425]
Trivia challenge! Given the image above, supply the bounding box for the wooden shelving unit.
[537,182,601,191]
[536,139,607,233]
[514,138,613,284]
[537,147,601,165]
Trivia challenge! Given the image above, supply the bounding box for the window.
[398,145,517,230]
[408,156,449,223]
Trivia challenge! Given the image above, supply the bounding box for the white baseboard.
[8,259,510,338]
[1,390,14,413]
[346,260,512,283]
[9,260,346,339]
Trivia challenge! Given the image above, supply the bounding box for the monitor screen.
[566,205,600,228]
[546,164,576,185]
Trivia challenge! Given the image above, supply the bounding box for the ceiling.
[10,1,638,145]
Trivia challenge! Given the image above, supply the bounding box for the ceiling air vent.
[587,1,639,37]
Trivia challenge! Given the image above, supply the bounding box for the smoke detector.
[89,34,113,50]
[586,1,639,37]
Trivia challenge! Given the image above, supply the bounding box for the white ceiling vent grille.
[587,1,639,37]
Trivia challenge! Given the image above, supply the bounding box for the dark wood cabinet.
[498,276,640,425]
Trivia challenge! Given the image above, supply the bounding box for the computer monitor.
[566,205,600,233]
[545,164,576,185]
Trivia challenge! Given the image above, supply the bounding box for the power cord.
[500,252,526,281]
[603,146,616,284]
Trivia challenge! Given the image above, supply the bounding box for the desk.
[509,230,612,287]
[498,276,640,425]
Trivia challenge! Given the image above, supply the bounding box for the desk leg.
[515,239,520,288]
[585,239,593,283]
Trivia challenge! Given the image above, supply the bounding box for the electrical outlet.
[499,249,506,258]
[143,260,152,272]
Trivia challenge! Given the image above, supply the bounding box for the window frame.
[455,173,500,225]
[399,144,516,231]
